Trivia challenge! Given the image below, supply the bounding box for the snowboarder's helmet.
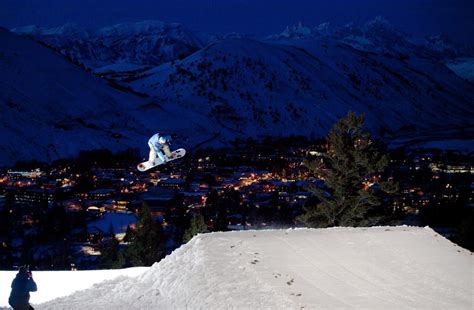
[158,136,167,144]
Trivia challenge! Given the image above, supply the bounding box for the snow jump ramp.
[38,226,473,309]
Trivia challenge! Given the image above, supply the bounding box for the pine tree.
[299,112,398,227]
[183,214,208,243]
[122,224,133,243]
[126,202,165,266]
[205,189,227,231]
[99,223,124,269]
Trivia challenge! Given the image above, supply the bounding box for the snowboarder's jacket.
[148,133,171,152]
[9,267,37,310]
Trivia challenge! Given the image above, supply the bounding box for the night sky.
[1,0,473,44]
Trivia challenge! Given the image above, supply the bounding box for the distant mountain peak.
[96,20,182,37]
[363,16,395,32]
[270,22,333,40]
[12,23,89,38]
[273,17,404,42]
[362,16,404,41]
[11,19,212,70]
[281,22,312,38]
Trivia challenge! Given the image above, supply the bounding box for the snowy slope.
[19,226,473,310]
[0,267,148,308]
[447,57,474,83]
[270,37,474,142]
[128,36,474,142]
[0,28,211,165]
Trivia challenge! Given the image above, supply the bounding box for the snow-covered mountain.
[271,17,474,59]
[446,57,474,83]
[0,27,142,164]
[127,35,474,143]
[12,21,214,75]
[3,17,474,165]
[1,227,471,309]
[0,28,215,165]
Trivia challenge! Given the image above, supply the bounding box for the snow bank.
[28,226,473,310]
[0,267,148,309]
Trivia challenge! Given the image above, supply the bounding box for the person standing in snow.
[148,133,173,163]
[9,266,37,310]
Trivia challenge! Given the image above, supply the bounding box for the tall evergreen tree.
[126,202,165,266]
[183,214,208,243]
[299,112,398,227]
[99,223,124,269]
[122,224,134,243]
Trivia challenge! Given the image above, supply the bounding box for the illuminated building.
[142,187,178,217]
[158,178,186,190]
[87,189,116,200]
[14,188,55,206]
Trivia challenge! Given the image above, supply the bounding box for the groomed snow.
[1,226,472,309]
[0,267,148,309]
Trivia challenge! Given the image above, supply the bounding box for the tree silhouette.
[299,112,398,227]
[126,203,165,266]
[183,214,208,243]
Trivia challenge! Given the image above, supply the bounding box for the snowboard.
[137,148,186,172]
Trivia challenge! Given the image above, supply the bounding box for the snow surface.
[1,226,471,309]
[0,267,148,309]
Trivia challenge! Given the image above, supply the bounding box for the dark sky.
[1,0,473,44]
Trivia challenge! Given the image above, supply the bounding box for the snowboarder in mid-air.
[137,132,186,171]
[148,132,173,163]
[9,265,37,310]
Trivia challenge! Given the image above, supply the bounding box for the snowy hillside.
[1,226,470,309]
[447,57,474,83]
[3,17,474,163]
[0,28,213,165]
[12,21,213,74]
[128,36,474,142]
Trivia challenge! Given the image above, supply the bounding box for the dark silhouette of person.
[8,266,37,310]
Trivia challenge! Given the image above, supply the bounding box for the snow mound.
[0,267,148,308]
[37,226,473,309]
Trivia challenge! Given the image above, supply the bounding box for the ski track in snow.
[0,226,469,310]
